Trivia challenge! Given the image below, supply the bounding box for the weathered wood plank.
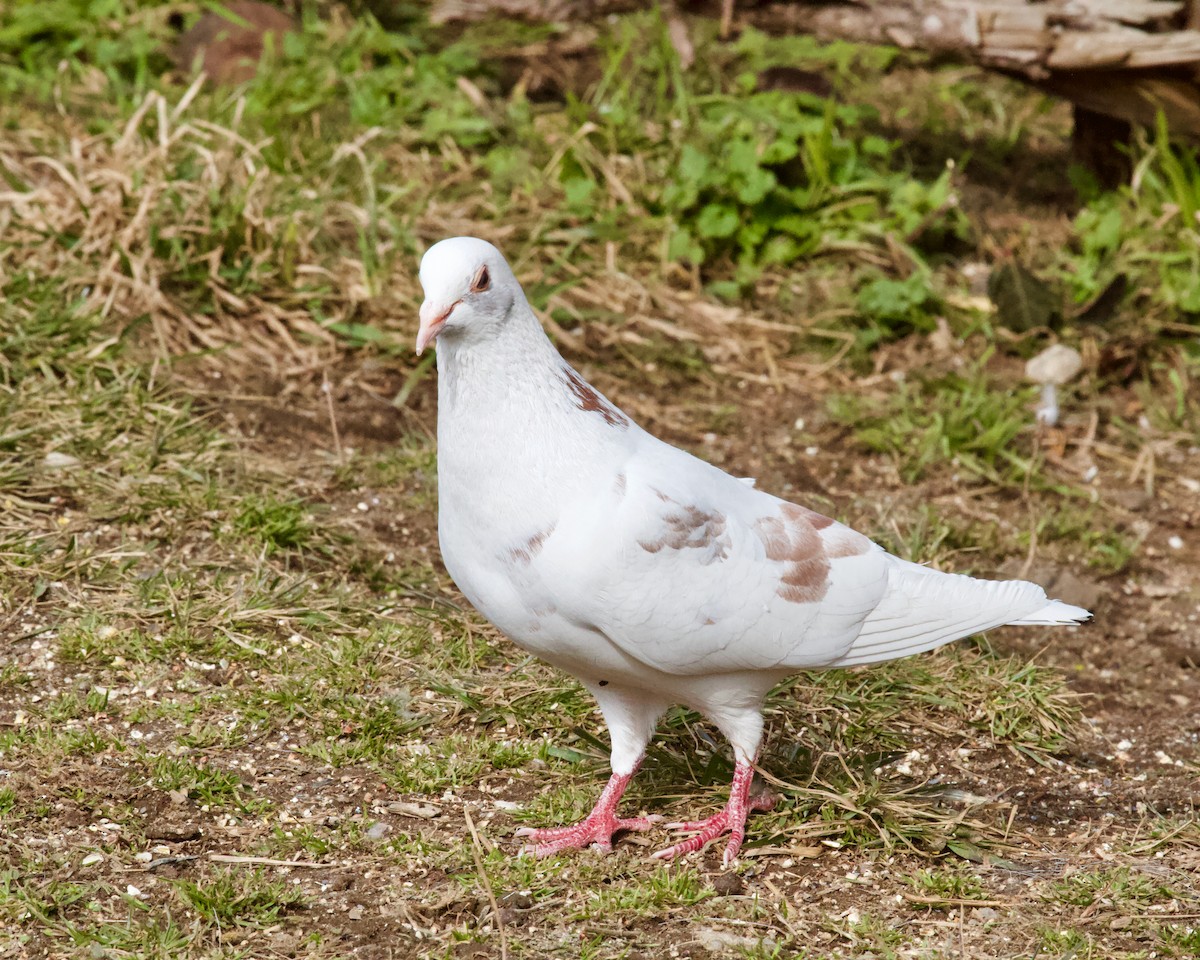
[1049,29,1200,69]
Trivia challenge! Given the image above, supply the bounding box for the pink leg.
[514,762,661,857]
[651,761,776,867]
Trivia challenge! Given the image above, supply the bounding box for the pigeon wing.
[542,438,890,676]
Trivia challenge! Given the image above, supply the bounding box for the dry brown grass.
[0,82,376,373]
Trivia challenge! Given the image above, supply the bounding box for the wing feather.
[542,437,888,675]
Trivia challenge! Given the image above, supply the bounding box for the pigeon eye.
[470,266,491,293]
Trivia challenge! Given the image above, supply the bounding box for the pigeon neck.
[434,302,565,409]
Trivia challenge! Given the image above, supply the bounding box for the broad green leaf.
[735,166,775,204]
[668,228,705,264]
[987,261,1059,331]
[678,144,710,184]
[696,203,739,239]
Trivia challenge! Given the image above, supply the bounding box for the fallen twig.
[209,855,327,868]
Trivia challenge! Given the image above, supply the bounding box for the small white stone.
[1168,535,1184,550]
[42,451,82,471]
[81,852,104,867]
[366,822,390,840]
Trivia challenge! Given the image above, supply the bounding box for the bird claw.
[652,811,735,862]
[517,814,662,858]
[652,790,777,865]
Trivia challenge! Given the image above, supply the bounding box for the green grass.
[1162,923,1200,957]
[1020,502,1139,574]
[840,911,905,958]
[1038,927,1095,957]
[147,756,266,810]
[577,865,712,916]
[174,868,306,927]
[828,356,1041,488]
[905,865,989,903]
[1046,866,1178,908]
[231,495,321,555]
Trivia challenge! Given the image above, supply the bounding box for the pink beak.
[416,299,458,355]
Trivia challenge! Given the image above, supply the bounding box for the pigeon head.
[416,237,519,355]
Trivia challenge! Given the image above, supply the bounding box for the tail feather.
[1010,600,1092,625]
[830,558,1091,668]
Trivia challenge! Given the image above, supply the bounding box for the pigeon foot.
[651,762,776,867]
[514,768,661,857]
[516,812,661,856]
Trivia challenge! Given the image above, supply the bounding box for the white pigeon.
[417,236,1091,866]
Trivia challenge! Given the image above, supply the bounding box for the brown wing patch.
[784,504,870,559]
[508,522,557,566]
[755,503,831,604]
[826,529,871,559]
[560,367,629,429]
[797,506,834,530]
[639,494,729,564]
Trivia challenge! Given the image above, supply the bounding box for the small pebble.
[366,822,390,840]
[499,890,534,910]
[42,451,82,471]
[712,872,744,896]
[386,801,440,819]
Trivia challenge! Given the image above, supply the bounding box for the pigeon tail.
[828,557,1091,668]
[1009,600,1092,625]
